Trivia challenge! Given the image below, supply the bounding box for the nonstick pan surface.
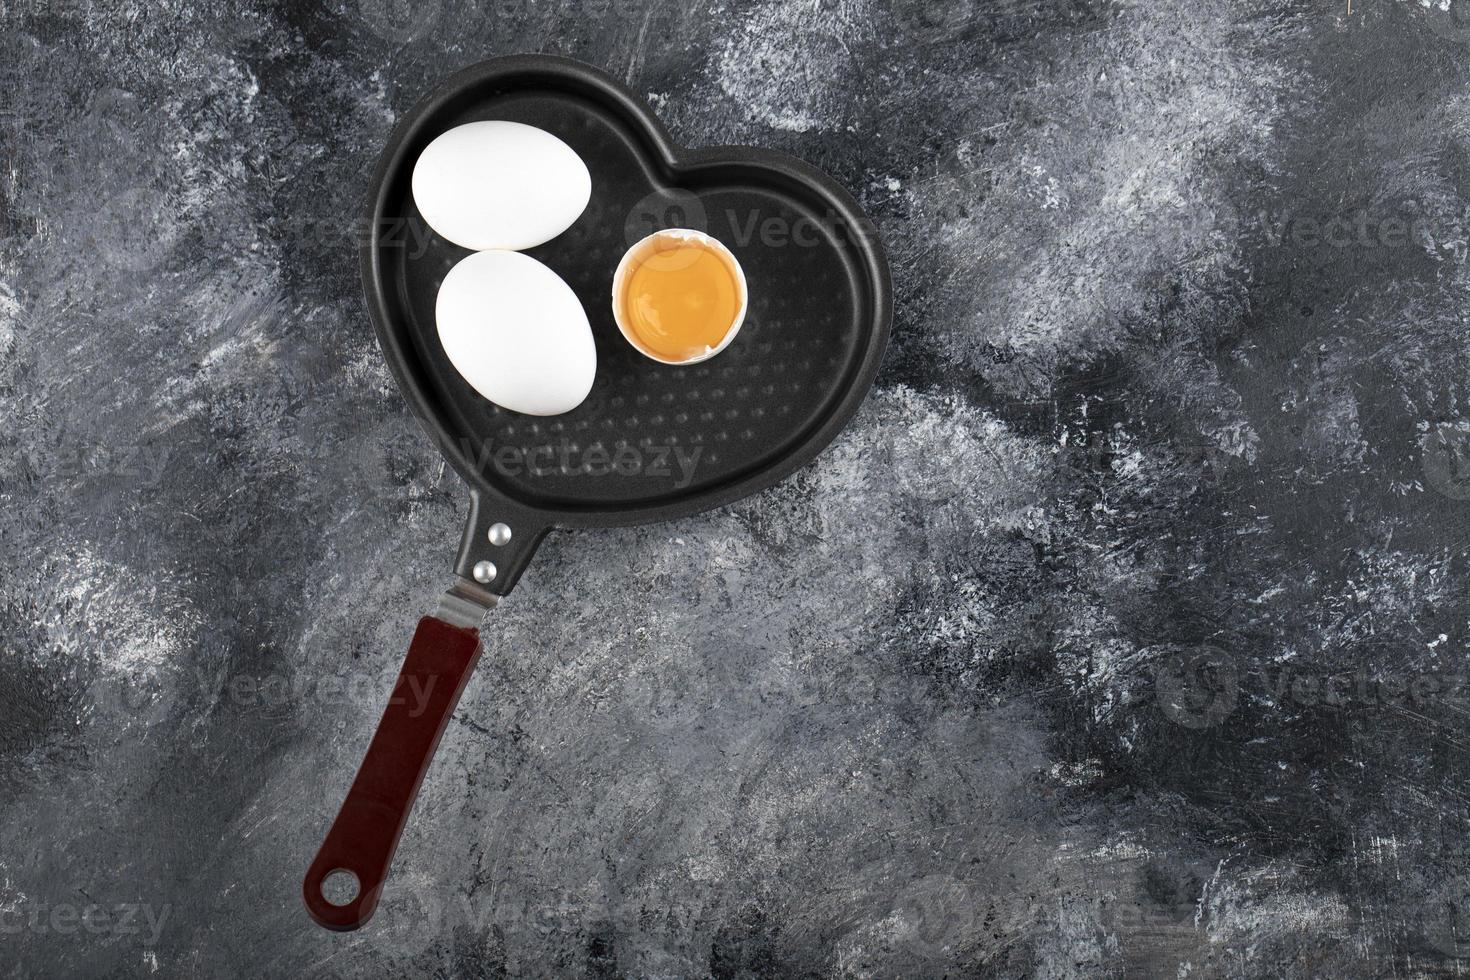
[305,54,890,930]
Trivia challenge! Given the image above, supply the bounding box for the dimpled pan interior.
[363,54,891,594]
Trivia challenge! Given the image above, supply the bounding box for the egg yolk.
[620,241,741,362]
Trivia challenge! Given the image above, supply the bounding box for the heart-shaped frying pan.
[303,54,891,930]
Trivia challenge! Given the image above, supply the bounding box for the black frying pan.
[303,54,891,930]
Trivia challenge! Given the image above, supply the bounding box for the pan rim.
[361,53,891,537]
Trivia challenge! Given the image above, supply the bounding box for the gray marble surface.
[4,0,1470,976]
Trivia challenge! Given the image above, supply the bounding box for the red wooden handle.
[303,616,482,930]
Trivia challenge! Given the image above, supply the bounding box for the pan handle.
[303,613,484,930]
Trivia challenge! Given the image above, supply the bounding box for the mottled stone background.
[4,0,1470,976]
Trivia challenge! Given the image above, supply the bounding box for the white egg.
[412,121,591,251]
[435,250,596,416]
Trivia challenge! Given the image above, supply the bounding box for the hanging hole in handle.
[320,869,360,907]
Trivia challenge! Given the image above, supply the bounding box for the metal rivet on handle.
[472,560,497,584]
[487,523,512,546]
